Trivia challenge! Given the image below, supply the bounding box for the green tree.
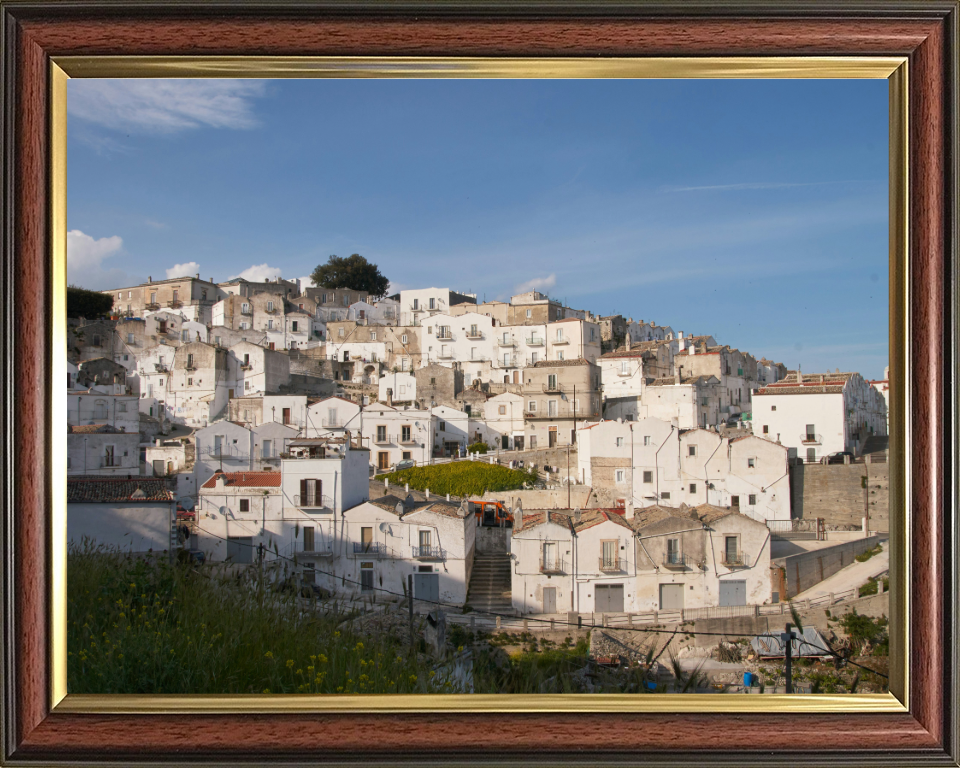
[67,285,114,319]
[309,254,390,299]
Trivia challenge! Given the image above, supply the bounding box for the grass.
[385,461,538,497]
[855,544,883,563]
[858,578,879,597]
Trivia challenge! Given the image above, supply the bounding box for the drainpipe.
[654,426,674,501]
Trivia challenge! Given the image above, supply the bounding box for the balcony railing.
[239,363,252,370]
[412,545,445,560]
[800,433,822,445]
[552,336,569,345]
[154,363,169,373]
[469,355,489,362]
[662,553,687,569]
[373,434,393,445]
[497,338,516,347]
[299,542,333,557]
[294,494,334,510]
[436,332,452,340]
[465,331,483,339]
[437,350,454,359]
[184,365,196,371]
[539,557,565,574]
[145,302,160,311]
[264,307,279,314]
[492,357,519,369]
[542,382,566,394]
[722,553,746,567]
[399,434,418,445]
[167,300,182,308]
[526,337,545,346]
[599,557,622,572]
[321,418,345,428]
[352,542,387,557]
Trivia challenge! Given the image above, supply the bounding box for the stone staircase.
[466,553,514,616]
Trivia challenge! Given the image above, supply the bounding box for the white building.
[419,312,497,378]
[632,504,773,611]
[68,476,176,555]
[431,404,470,457]
[361,402,434,471]
[304,396,362,438]
[477,392,525,450]
[752,371,888,461]
[379,371,417,405]
[195,471,284,564]
[397,287,477,326]
[510,508,639,614]
[334,495,475,606]
[635,374,722,429]
[230,340,292,398]
[251,421,298,470]
[68,424,140,476]
[194,420,255,486]
[576,418,790,521]
[67,390,140,434]
[545,318,602,364]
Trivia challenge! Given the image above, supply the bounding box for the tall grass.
[68,541,447,694]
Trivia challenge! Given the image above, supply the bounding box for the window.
[556,328,563,341]
[439,421,446,430]
[117,402,127,413]
[429,298,436,310]
[528,401,537,413]
[526,309,532,318]
[92,334,101,347]
[724,536,739,563]
[214,335,221,346]
[666,538,681,564]
[419,530,432,549]
[731,495,740,507]
[643,435,651,446]
[621,361,630,375]
[771,405,777,411]
[188,378,193,386]
[689,483,697,493]
[412,299,419,310]
[267,300,274,311]
[748,494,757,505]
[117,292,122,299]
[150,292,157,304]
[343,295,349,306]
[241,303,250,313]
[402,451,412,460]
[267,319,274,330]
[615,436,625,447]
[615,469,625,483]
[240,321,249,330]
[172,290,179,303]
[291,321,299,333]
[126,333,134,344]
[302,526,314,552]
[93,399,108,419]
[401,358,408,371]
[601,540,617,568]
[187,353,194,368]
[430,377,436,386]
[360,562,374,591]
[531,352,539,364]
[661,492,671,500]
[471,347,477,359]
[402,425,411,442]
[763,425,769,434]
[300,478,322,506]
[805,423,816,440]
[182,329,189,341]
[338,328,345,337]
[377,425,387,442]
[470,324,478,336]
[503,353,511,366]
[747,457,756,468]
[643,471,653,483]
[239,499,250,513]
[688,445,697,457]
[558,351,564,361]
[262,439,272,458]
[370,331,377,341]
[496,405,506,416]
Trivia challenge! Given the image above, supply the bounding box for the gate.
[226,536,253,564]
[595,584,624,612]
[719,580,747,607]
[659,583,684,611]
[414,573,439,604]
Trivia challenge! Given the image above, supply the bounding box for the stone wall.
[772,535,882,598]
[790,460,889,531]
[475,526,510,554]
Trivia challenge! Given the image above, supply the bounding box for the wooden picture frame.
[1,2,957,765]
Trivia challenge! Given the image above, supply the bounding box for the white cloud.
[166,262,200,279]
[513,274,556,295]
[228,263,285,282]
[68,80,267,134]
[67,229,143,290]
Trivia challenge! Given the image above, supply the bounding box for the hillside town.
[67,273,891,693]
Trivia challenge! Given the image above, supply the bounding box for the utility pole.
[408,573,415,656]
[567,443,571,509]
[782,622,795,693]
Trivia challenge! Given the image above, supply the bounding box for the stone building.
[414,362,463,408]
[102,274,223,325]
[521,358,602,449]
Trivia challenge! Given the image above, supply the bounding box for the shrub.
[385,461,537,497]
[855,544,883,563]
[467,442,489,454]
[840,610,889,656]
[858,578,879,597]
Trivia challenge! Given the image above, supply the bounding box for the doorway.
[659,583,684,611]
[542,586,557,614]
[595,584,624,612]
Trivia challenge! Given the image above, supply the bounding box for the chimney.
[155,438,161,446]
[196,273,200,279]
[148,276,152,283]
[625,335,631,351]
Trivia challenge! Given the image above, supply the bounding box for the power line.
[186,524,887,679]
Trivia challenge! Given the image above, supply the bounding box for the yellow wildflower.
[286,659,295,668]
[264,651,274,659]
[263,688,271,694]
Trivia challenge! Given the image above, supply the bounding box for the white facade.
[510,509,639,615]
[68,428,140,476]
[577,418,790,522]
[637,375,722,429]
[67,391,140,434]
[545,319,602,364]
[229,341,292,398]
[251,421,298,469]
[398,287,477,326]
[432,405,470,457]
[194,420,255,486]
[69,501,174,554]
[753,372,888,460]
[477,392,525,450]
[379,371,417,404]
[304,396,362,438]
[419,312,497,377]
[362,403,434,470]
[333,497,475,605]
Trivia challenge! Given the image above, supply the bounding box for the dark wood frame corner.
[2,3,957,765]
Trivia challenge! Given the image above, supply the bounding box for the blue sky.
[67,77,889,379]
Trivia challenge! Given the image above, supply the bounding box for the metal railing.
[465,331,483,339]
[722,553,745,566]
[167,300,182,308]
[145,302,160,310]
[539,557,565,574]
[240,307,253,315]
[321,418,346,428]
[239,363,252,370]
[294,494,334,509]
[800,433,822,444]
[437,351,454,359]
[662,553,687,569]
[298,542,334,557]
[352,542,387,557]
[599,557,622,572]
[412,545,445,560]
[154,363,169,372]
[542,382,566,393]
[497,338,516,347]
[373,434,393,445]
[526,337,544,346]
[552,336,569,345]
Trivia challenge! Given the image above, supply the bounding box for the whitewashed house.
[361,402,434,471]
[431,404,470,457]
[379,371,417,405]
[631,504,773,612]
[304,395,362,438]
[545,318,602,364]
[397,287,477,326]
[637,374,722,429]
[68,424,140,476]
[752,371,888,461]
[334,495,475,606]
[252,421,298,470]
[510,508,638,615]
[195,471,284,564]
[479,392,526,450]
[194,420,255,486]
[68,476,175,555]
[229,340,292,398]
[67,390,140,434]
[419,312,497,378]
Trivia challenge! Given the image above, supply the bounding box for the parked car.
[823,451,855,464]
[394,459,416,471]
[276,577,332,600]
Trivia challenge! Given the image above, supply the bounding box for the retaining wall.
[773,535,881,598]
[790,461,889,531]
[475,526,510,554]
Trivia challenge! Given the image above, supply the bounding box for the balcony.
[542,382,566,394]
[144,302,160,311]
[552,336,569,345]
[289,327,306,334]
[437,350,454,359]
[412,545,445,560]
[184,364,196,371]
[526,337,545,346]
[239,363,252,370]
[800,433,822,445]
[373,434,393,445]
[662,553,687,570]
[399,434,418,445]
[469,355,489,363]
[599,557,623,572]
[465,331,483,339]
[167,300,182,308]
[240,307,253,315]
[299,542,334,557]
[497,338,516,347]
[436,331,452,340]
[540,557,565,574]
[294,494,334,510]
[722,553,746,567]
[321,418,345,428]
[352,542,387,558]
[264,306,279,314]
[154,363,169,373]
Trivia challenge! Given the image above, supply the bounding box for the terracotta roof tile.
[200,471,281,489]
[67,477,175,503]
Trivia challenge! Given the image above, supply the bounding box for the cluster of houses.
[65,272,891,617]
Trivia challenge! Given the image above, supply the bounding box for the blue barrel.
[743,672,753,687]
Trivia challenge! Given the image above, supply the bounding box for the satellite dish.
[380,521,394,533]
[178,497,195,511]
